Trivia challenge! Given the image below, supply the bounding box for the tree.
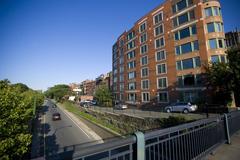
[94,85,112,107]
[227,45,240,106]
[44,84,71,102]
[0,80,44,159]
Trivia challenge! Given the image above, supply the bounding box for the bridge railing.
[72,111,240,160]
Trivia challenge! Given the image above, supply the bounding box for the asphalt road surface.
[41,100,100,160]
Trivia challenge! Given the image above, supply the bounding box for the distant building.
[225,29,240,48]
[81,80,96,96]
[112,0,226,107]
[95,72,112,90]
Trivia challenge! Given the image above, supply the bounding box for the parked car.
[115,103,128,110]
[52,113,61,121]
[90,100,97,105]
[80,100,92,107]
[164,102,197,114]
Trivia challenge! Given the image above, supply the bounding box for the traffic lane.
[44,105,94,149]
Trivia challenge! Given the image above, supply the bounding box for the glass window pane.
[175,32,179,40]
[207,23,215,33]
[176,61,182,70]
[177,0,187,11]
[220,55,226,63]
[205,7,213,17]
[211,55,219,63]
[181,42,192,54]
[218,39,223,48]
[213,7,219,16]
[193,41,199,51]
[191,25,197,35]
[175,46,181,55]
[195,57,201,67]
[180,27,190,39]
[178,13,189,25]
[182,58,193,69]
[209,39,217,49]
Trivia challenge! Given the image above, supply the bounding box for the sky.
[0,0,239,90]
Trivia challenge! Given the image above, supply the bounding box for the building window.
[155,37,165,49]
[142,92,150,102]
[207,22,224,33]
[113,68,118,75]
[128,82,136,90]
[156,50,166,61]
[157,77,167,89]
[205,7,221,17]
[127,31,135,41]
[175,25,196,40]
[141,80,149,90]
[154,12,163,25]
[128,93,136,101]
[141,67,149,77]
[140,44,148,54]
[139,22,147,33]
[175,41,199,55]
[119,74,124,82]
[128,71,136,79]
[184,74,195,86]
[113,77,118,83]
[140,33,147,44]
[127,50,135,59]
[176,57,201,70]
[173,10,195,27]
[158,92,168,103]
[127,41,135,50]
[119,57,124,64]
[128,61,136,69]
[156,63,167,75]
[154,24,164,37]
[211,55,226,63]
[141,56,148,66]
[209,38,225,49]
[119,66,124,73]
[119,83,124,92]
[172,0,193,13]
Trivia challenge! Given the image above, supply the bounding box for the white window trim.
[153,11,164,25]
[139,32,148,44]
[141,55,148,66]
[141,92,150,102]
[158,91,169,103]
[157,77,168,89]
[139,21,147,33]
[155,36,165,49]
[141,79,149,90]
[155,49,166,62]
[156,63,167,75]
[140,44,148,54]
[154,23,165,37]
[141,67,149,78]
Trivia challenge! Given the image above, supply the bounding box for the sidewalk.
[207,130,240,160]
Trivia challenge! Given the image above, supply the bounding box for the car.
[52,113,61,121]
[80,101,91,108]
[114,103,128,110]
[164,102,197,114]
[90,100,97,105]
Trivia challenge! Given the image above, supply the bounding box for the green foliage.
[205,45,240,106]
[0,79,44,159]
[94,85,112,107]
[227,45,240,106]
[44,84,70,102]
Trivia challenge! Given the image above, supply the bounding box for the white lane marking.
[59,106,91,138]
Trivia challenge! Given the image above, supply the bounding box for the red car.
[52,113,61,121]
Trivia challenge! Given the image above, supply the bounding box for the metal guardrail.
[52,111,240,160]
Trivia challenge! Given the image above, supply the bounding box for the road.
[32,100,102,160]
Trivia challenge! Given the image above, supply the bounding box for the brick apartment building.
[112,0,226,107]
[80,80,96,96]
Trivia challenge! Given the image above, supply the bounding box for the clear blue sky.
[0,0,239,90]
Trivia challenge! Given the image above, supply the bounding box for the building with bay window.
[112,0,226,107]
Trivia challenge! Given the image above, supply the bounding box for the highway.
[33,100,102,160]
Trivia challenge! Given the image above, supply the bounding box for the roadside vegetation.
[44,84,71,102]
[0,79,44,160]
[205,45,240,107]
[94,85,112,107]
